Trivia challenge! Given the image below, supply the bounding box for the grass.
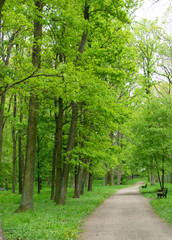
[140,182,172,225]
[0,178,140,240]
[2,178,170,240]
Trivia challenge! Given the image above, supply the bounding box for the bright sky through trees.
[136,0,171,20]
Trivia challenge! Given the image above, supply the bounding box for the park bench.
[156,188,168,199]
[0,188,4,191]
[142,183,147,188]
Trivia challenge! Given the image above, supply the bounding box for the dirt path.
[79,182,172,240]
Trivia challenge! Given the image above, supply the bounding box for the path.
[79,182,172,240]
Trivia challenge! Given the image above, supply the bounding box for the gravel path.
[79,182,172,240]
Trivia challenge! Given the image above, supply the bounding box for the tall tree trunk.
[17,93,39,211]
[70,175,75,188]
[110,168,115,186]
[0,94,5,177]
[73,164,82,198]
[103,173,109,186]
[80,166,87,195]
[151,169,155,186]
[54,98,63,203]
[12,94,17,193]
[57,101,78,205]
[155,156,162,189]
[37,135,41,194]
[50,99,58,200]
[0,0,5,53]
[161,153,165,190]
[18,100,24,194]
[117,164,122,185]
[16,0,42,211]
[88,171,93,191]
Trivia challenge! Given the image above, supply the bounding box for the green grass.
[140,182,172,225]
[0,179,138,240]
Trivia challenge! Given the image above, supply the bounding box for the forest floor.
[79,182,172,240]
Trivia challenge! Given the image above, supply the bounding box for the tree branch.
[5,28,21,66]
[0,69,63,96]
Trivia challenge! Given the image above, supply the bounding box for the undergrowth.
[0,179,138,240]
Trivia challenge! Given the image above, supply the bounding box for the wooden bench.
[0,188,4,191]
[142,183,147,188]
[156,188,168,199]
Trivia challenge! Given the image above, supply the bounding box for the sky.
[135,0,171,20]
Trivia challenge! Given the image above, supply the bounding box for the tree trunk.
[103,173,109,186]
[110,168,115,186]
[88,171,93,191]
[12,95,17,193]
[18,101,24,194]
[70,175,75,188]
[16,93,39,211]
[5,176,8,191]
[37,136,41,194]
[0,94,5,178]
[161,154,165,190]
[0,1,7,176]
[54,98,63,203]
[50,99,58,200]
[117,165,122,185]
[73,165,82,198]
[16,0,42,211]
[0,0,5,51]
[151,168,155,186]
[80,167,87,195]
[155,156,162,189]
[57,101,78,205]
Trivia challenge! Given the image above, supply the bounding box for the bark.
[70,175,75,188]
[16,93,38,211]
[5,29,21,66]
[37,136,41,194]
[103,173,109,186]
[155,156,162,189]
[54,98,63,203]
[0,0,5,45]
[0,94,5,176]
[77,0,89,56]
[18,101,24,194]
[16,0,42,211]
[73,165,82,198]
[161,153,165,190]
[0,1,6,175]
[117,165,122,185]
[109,132,115,186]
[57,101,78,205]
[5,176,8,191]
[80,167,87,195]
[50,99,58,200]
[110,168,115,186]
[12,95,17,193]
[88,171,93,191]
[151,168,155,186]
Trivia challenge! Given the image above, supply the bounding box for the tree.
[16,0,43,211]
[127,94,172,190]
[133,19,161,94]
